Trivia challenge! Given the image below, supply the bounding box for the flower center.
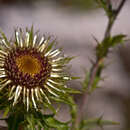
[16,55,42,77]
[4,48,52,88]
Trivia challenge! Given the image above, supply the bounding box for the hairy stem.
[75,59,103,128]
[75,0,126,128]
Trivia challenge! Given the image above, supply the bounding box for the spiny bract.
[0,28,72,111]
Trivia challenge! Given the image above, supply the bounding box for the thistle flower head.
[0,28,72,111]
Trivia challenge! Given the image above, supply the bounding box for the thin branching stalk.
[75,0,127,129]
[105,0,126,38]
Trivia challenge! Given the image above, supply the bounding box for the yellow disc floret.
[16,55,42,77]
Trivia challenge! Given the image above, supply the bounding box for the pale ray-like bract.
[0,28,72,111]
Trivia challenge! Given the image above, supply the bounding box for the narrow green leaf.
[34,111,69,130]
[50,96,74,106]
[29,26,34,46]
[46,39,56,53]
[111,34,126,46]
[43,102,56,114]
[0,29,10,45]
[96,34,126,58]
[90,76,101,93]
[63,57,75,64]
[44,116,69,130]
[63,87,81,94]
[3,107,9,118]
[100,120,119,125]
[55,56,75,65]
[26,114,36,130]
[82,71,90,90]
[96,0,113,18]
[80,117,119,130]
[71,76,80,80]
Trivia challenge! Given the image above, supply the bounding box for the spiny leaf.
[96,0,113,18]
[43,102,56,114]
[67,96,77,122]
[26,115,36,130]
[46,39,56,53]
[57,56,75,65]
[44,116,69,130]
[50,95,77,123]
[50,96,75,106]
[111,34,126,46]
[90,76,101,93]
[34,111,69,130]
[29,26,34,45]
[96,34,126,58]
[71,76,80,80]
[63,87,81,94]
[63,56,75,64]
[80,117,119,130]
[82,71,90,91]
[92,35,100,45]
[0,29,10,45]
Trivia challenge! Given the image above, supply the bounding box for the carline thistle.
[0,28,71,111]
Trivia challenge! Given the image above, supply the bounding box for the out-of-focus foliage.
[0,0,33,4]
[55,0,96,10]
[0,0,96,11]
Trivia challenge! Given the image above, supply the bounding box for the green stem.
[68,97,78,130]
[75,0,127,129]
[105,0,126,38]
[104,17,114,38]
